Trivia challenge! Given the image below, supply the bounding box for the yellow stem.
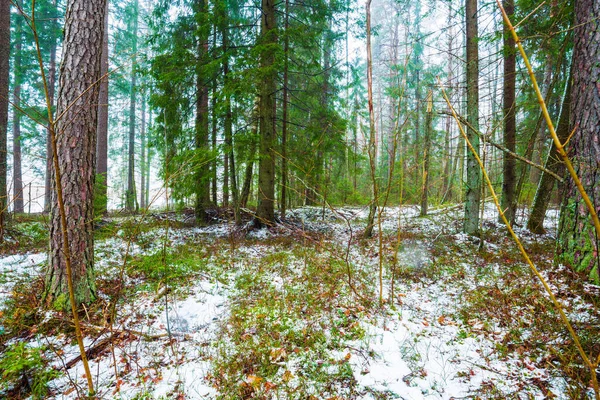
[440,78,599,399]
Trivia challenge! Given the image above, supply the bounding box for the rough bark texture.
[528,68,572,234]
[500,0,516,225]
[125,0,139,212]
[557,0,600,283]
[464,0,481,236]
[194,0,210,224]
[12,16,24,214]
[420,92,432,216]
[96,1,109,214]
[45,0,107,307]
[0,0,9,239]
[255,0,277,227]
[44,0,58,213]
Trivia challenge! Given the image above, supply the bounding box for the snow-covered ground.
[0,203,597,399]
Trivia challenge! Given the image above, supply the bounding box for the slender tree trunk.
[500,0,516,225]
[240,138,257,209]
[0,0,9,240]
[125,0,139,212]
[557,0,600,282]
[221,12,239,223]
[528,66,572,234]
[96,1,109,214]
[529,55,553,186]
[195,0,210,223]
[420,91,432,216]
[464,0,481,236]
[280,0,289,219]
[255,0,277,227]
[12,16,24,214]
[46,0,107,306]
[211,67,218,205]
[44,0,58,213]
[140,90,146,209]
[442,4,453,201]
[364,0,377,239]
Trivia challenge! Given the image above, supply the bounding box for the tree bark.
[195,0,210,224]
[557,0,600,282]
[500,0,516,225]
[240,109,258,209]
[255,0,277,227]
[363,0,377,239]
[527,66,572,234]
[125,0,139,213]
[140,90,146,209]
[45,0,107,306]
[96,0,109,215]
[12,15,23,214]
[45,0,58,213]
[464,0,481,236]
[0,0,9,240]
[280,0,289,219]
[420,91,432,216]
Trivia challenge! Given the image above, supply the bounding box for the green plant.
[0,342,61,399]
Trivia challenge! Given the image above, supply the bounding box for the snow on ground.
[0,203,596,399]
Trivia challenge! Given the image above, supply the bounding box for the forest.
[0,0,599,398]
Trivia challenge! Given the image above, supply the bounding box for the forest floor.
[0,203,599,399]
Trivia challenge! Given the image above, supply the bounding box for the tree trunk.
[557,0,600,282]
[420,91,432,216]
[140,90,146,209]
[221,15,239,223]
[527,66,572,234]
[44,0,58,213]
[195,0,210,224]
[125,0,139,213]
[12,16,24,214]
[96,1,109,215]
[363,0,377,239]
[240,110,258,209]
[280,0,289,219]
[464,0,481,236]
[500,0,516,225]
[255,0,277,227]
[45,0,107,307]
[0,0,9,240]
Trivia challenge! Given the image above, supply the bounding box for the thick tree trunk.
[195,0,210,223]
[95,1,109,215]
[464,0,481,236]
[45,0,107,307]
[527,67,572,234]
[125,0,139,213]
[557,0,600,282]
[500,0,516,225]
[12,17,23,214]
[45,0,58,213]
[255,0,277,227]
[0,0,9,240]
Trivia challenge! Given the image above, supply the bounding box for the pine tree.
[45,0,107,306]
[557,0,600,283]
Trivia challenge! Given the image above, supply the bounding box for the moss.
[52,293,69,311]
[557,198,600,283]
